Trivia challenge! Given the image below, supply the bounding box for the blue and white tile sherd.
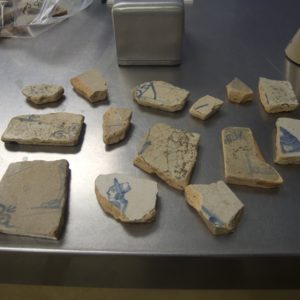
[222,127,283,188]
[132,81,189,112]
[189,95,223,120]
[1,112,84,146]
[22,84,64,105]
[134,123,200,190]
[0,160,69,240]
[95,174,158,223]
[185,181,244,235]
[259,77,299,113]
[275,117,300,164]
[70,69,108,103]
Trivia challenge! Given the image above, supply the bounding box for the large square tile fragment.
[95,174,157,223]
[134,123,200,190]
[222,127,283,188]
[189,95,223,120]
[275,118,300,164]
[1,113,84,146]
[132,81,189,112]
[102,107,132,145]
[0,160,69,240]
[226,77,254,103]
[70,69,108,103]
[185,181,244,235]
[259,77,299,113]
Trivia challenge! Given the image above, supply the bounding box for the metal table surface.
[0,0,300,289]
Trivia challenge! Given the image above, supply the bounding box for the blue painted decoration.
[0,203,16,228]
[280,127,300,153]
[107,178,131,213]
[202,206,224,227]
[135,82,157,99]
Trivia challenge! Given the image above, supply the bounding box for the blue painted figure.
[107,178,131,213]
[280,127,300,153]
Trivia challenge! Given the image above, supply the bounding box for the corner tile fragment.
[275,117,300,164]
[259,77,299,113]
[0,160,69,240]
[70,69,108,103]
[185,181,244,235]
[222,127,283,188]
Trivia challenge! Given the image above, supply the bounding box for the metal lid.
[285,28,300,65]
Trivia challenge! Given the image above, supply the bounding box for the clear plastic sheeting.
[0,0,94,38]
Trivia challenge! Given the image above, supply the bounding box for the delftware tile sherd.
[189,95,223,120]
[1,112,84,146]
[132,81,189,112]
[275,117,300,164]
[185,181,244,235]
[102,107,132,145]
[22,84,64,105]
[134,123,200,190]
[0,160,69,240]
[70,69,108,103]
[226,77,254,103]
[222,127,283,188]
[95,173,158,223]
[259,77,299,113]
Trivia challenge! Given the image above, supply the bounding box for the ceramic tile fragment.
[52,5,68,17]
[102,107,132,145]
[134,123,200,190]
[95,173,157,223]
[132,81,189,112]
[70,69,108,103]
[1,113,84,146]
[0,160,69,240]
[22,84,64,105]
[189,95,223,120]
[222,127,283,188]
[259,77,299,113]
[185,181,244,235]
[226,77,254,103]
[275,118,300,164]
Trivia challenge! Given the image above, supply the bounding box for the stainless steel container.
[285,28,300,99]
[112,0,184,65]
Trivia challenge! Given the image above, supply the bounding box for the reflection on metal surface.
[285,58,300,99]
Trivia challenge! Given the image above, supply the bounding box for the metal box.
[112,0,184,65]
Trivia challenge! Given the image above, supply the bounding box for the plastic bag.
[0,0,94,38]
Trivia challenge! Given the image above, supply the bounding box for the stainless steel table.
[0,0,300,288]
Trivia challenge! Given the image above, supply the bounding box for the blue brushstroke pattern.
[107,178,131,213]
[280,127,300,153]
[202,206,224,227]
